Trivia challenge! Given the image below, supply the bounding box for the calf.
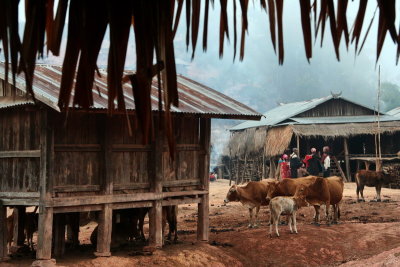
[356,170,393,202]
[269,185,309,237]
[224,179,275,228]
[265,176,332,225]
[162,205,178,243]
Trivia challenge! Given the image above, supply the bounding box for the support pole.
[198,118,210,242]
[296,135,300,157]
[12,207,26,247]
[0,205,9,261]
[344,138,351,182]
[148,115,163,248]
[95,116,113,257]
[36,207,54,260]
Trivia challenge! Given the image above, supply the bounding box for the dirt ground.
[3,179,400,267]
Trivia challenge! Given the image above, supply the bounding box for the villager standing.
[321,146,331,177]
[280,154,291,179]
[306,148,322,176]
[290,148,302,178]
[297,163,309,177]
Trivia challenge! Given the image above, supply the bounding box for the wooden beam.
[162,197,201,206]
[1,199,39,206]
[54,144,101,152]
[148,115,163,248]
[296,135,300,156]
[198,118,210,242]
[53,185,100,193]
[162,179,200,187]
[95,116,113,257]
[47,190,207,208]
[36,207,53,260]
[112,201,153,210]
[0,204,8,261]
[94,204,112,257]
[0,150,40,158]
[53,205,103,214]
[0,192,40,198]
[344,138,351,182]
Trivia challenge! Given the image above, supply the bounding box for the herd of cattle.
[224,169,395,237]
[4,169,394,252]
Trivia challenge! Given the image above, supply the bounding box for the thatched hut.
[0,63,261,263]
[226,93,400,183]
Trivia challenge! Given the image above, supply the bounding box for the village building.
[224,93,400,185]
[0,63,261,263]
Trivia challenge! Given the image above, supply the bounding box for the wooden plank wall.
[296,99,375,117]
[0,108,41,192]
[53,113,102,190]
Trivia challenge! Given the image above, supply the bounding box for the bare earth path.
[3,179,400,267]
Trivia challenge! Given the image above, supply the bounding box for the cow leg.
[360,185,365,202]
[138,209,147,241]
[248,208,253,228]
[294,212,298,234]
[269,215,273,237]
[376,185,382,202]
[254,206,260,227]
[275,215,280,237]
[313,206,320,225]
[325,203,331,225]
[288,215,293,233]
[356,185,360,202]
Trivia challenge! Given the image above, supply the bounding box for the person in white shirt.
[322,146,331,178]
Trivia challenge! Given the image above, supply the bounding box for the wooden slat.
[0,150,40,158]
[111,144,151,152]
[163,179,200,187]
[53,204,103,214]
[53,185,100,192]
[112,201,153,210]
[47,190,207,207]
[0,192,40,198]
[162,197,201,206]
[0,204,8,260]
[113,183,150,190]
[54,144,101,152]
[0,198,40,206]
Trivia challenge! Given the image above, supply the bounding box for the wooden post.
[148,115,163,248]
[344,137,351,182]
[365,161,371,170]
[66,213,79,246]
[235,158,240,184]
[241,155,247,184]
[296,135,300,157]
[197,118,210,242]
[0,205,9,261]
[356,160,360,172]
[95,116,113,257]
[262,149,265,179]
[229,149,233,185]
[37,110,55,262]
[53,214,65,258]
[12,207,26,247]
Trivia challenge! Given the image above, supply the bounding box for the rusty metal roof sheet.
[0,96,34,109]
[0,63,261,120]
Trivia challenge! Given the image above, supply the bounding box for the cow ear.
[232,185,237,191]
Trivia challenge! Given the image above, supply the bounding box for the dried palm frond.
[1,0,400,160]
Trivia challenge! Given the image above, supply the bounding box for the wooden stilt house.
[0,63,260,263]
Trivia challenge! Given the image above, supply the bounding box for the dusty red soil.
[3,179,400,267]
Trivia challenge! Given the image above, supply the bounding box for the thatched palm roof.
[1,0,399,152]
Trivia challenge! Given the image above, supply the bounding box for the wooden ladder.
[331,156,348,182]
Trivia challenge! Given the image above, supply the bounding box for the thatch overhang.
[227,126,267,158]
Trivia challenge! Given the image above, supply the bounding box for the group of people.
[277,146,331,179]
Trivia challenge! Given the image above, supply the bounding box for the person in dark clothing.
[290,148,302,178]
[306,148,322,176]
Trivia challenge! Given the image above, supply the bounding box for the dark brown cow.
[224,179,275,228]
[162,205,178,243]
[355,170,394,202]
[265,176,332,225]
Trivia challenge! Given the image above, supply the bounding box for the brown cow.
[224,179,275,228]
[326,176,344,223]
[355,170,393,202]
[162,205,178,243]
[265,176,332,225]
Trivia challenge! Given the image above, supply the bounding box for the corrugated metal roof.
[0,63,261,120]
[282,115,398,125]
[230,95,385,131]
[387,107,400,117]
[0,96,34,109]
